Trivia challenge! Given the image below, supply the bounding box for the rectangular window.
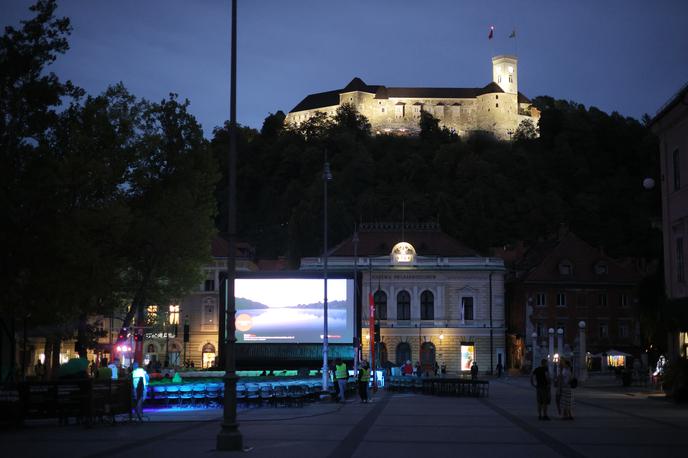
[599,322,609,338]
[673,148,681,191]
[618,323,629,338]
[619,294,629,308]
[535,293,546,306]
[462,297,474,321]
[556,292,566,307]
[508,75,513,83]
[536,322,545,338]
[169,304,180,325]
[678,238,685,283]
[204,279,215,292]
[598,293,608,307]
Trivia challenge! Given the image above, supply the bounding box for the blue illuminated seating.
[287,384,306,407]
[235,383,247,406]
[205,383,221,405]
[272,384,288,406]
[151,385,167,405]
[179,385,193,405]
[166,385,180,405]
[192,384,206,406]
[258,384,273,406]
[245,383,260,406]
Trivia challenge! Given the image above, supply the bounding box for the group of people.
[330,358,374,403]
[530,358,576,421]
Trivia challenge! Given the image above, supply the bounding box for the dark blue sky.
[3,0,687,136]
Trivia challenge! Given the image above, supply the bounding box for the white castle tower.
[492,55,518,94]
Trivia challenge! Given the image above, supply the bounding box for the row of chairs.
[387,376,424,392]
[148,383,223,406]
[237,382,324,407]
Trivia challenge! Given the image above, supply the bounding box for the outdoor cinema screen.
[235,278,354,344]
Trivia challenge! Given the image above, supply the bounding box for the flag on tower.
[488,26,494,39]
[509,28,516,38]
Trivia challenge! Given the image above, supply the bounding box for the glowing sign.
[391,242,416,264]
[460,344,475,371]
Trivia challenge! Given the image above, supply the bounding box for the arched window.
[374,290,387,320]
[420,290,434,320]
[396,342,412,365]
[147,343,156,353]
[420,342,436,374]
[397,290,410,321]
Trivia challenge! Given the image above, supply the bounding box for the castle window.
[395,104,405,119]
[381,107,385,113]
[496,95,499,99]
[498,75,502,83]
[509,75,513,83]
[496,103,499,108]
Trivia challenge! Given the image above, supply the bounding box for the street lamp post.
[579,321,587,382]
[322,156,332,394]
[217,0,242,450]
[531,331,538,370]
[353,230,359,376]
[548,328,555,376]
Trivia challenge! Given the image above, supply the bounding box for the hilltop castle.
[286,55,540,140]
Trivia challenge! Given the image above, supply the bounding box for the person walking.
[131,362,149,421]
[334,358,348,403]
[530,358,551,420]
[358,360,371,403]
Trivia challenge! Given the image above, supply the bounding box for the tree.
[119,93,219,364]
[513,118,538,141]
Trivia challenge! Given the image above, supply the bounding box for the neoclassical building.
[286,55,540,140]
[301,223,506,374]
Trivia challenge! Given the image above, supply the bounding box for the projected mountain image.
[234,278,354,344]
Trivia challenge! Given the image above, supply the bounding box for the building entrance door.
[420,342,436,376]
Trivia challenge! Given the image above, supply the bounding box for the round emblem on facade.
[391,241,417,264]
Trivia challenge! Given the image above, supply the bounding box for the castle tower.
[492,55,518,95]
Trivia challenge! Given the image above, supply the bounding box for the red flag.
[488,26,494,40]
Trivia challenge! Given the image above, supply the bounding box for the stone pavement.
[2,377,687,458]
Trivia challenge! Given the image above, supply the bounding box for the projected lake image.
[235,278,354,344]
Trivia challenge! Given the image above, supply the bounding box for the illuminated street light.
[322,155,332,394]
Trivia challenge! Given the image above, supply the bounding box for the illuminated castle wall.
[286,55,540,140]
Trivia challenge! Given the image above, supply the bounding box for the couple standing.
[530,358,575,420]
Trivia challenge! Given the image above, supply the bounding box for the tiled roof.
[520,232,640,284]
[518,92,531,104]
[211,236,254,259]
[329,222,480,257]
[290,78,515,113]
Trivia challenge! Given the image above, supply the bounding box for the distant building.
[651,81,688,360]
[498,230,642,372]
[301,222,506,375]
[286,55,540,140]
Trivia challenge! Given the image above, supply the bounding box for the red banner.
[369,291,375,387]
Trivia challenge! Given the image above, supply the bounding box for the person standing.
[334,358,348,403]
[559,359,574,420]
[108,358,120,380]
[470,361,479,380]
[496,361,503,378]
[358,360,371,403]
[131,362,149,421]
[34,360,45,380]
[530,358,551,420]
[96,358,112,380]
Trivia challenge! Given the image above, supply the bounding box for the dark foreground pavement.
[3,377,687,458]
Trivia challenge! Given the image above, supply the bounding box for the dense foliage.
[1,1,218,377]
[213,100,660,266]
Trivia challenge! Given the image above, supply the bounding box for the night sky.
[3,0,687,136]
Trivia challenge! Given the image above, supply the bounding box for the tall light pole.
[217,0,242,450]
[352,229,359,376]
[322,155,332,393]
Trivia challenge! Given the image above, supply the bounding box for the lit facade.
[286,55,540,140]
[651,82,688,359]
[300,223,506,375]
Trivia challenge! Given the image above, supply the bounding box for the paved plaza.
[2,377,687,458]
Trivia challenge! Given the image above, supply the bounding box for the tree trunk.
[44,335,53,380]
[76,314,88,359]
[50,335,61,380]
